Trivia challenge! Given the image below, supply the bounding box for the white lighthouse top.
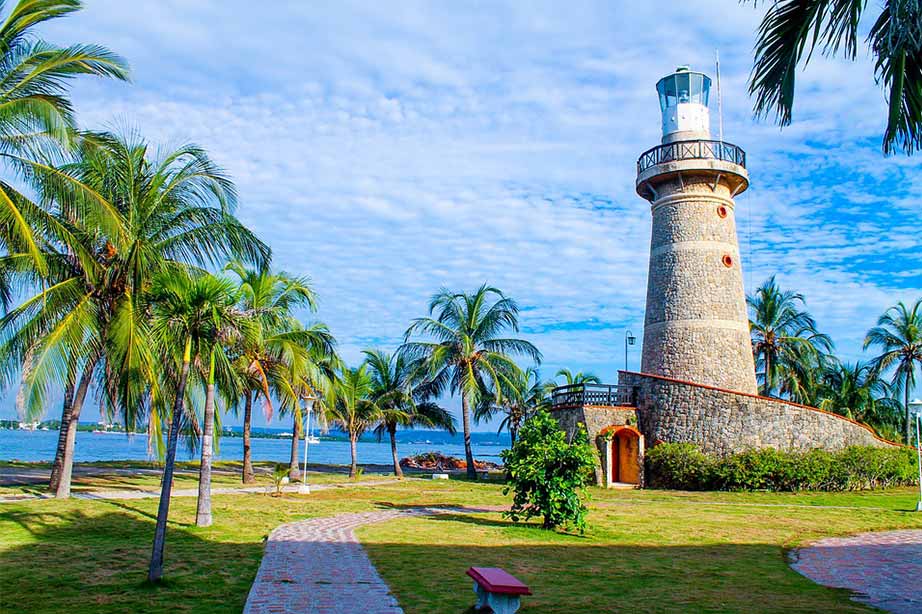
[656,66,711,143]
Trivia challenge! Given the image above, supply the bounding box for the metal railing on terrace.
[636,139,746,174]
[550,383,636,409]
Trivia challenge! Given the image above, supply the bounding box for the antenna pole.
[716,49,724,142]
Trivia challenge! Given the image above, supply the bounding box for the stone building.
[552,67,896,488]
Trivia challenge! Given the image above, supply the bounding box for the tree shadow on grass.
[1,504,917,614]
[361,539,913,614]
[0,508,263,614]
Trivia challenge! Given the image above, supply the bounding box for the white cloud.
[11,0,919,427]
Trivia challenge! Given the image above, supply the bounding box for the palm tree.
[0,131,268,498]
[555,368,601,386]
[327,364,380,478]
[746,0,921,155]
[402,285,541,478]
[194,311,248,528]
[146,270,239,582]
[224,261,334,483]
[477,365,548,445]
[817,360,902,430]
[748,276,832,397]
[364,348,455,477]
[864,299,922,443]
[0,0,129,279]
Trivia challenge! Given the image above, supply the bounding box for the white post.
[916,413,921,513]
[299,397,315,495]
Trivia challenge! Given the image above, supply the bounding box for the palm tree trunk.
[389,425,403,478]
[461,392,476,479]
[48,378,75,493]
[289,418,301,480]
[242,391,255,483]
[54,358,98,498]
[905,373,911,444]
[149,337,193,583]
[195,353,216,527]
[349,433,358,479]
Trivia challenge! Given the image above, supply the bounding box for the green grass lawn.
[0,466,919,614]
[0,460,398,496]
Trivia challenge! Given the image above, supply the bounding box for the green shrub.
[501,410,597,532]
[646,443,918,492]
[645,443,714,490]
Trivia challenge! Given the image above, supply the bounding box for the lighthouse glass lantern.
[656,67,711,141]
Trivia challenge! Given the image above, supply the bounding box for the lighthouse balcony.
[550,383,637,409]
[635,139,749,201]
[637,139,746,174]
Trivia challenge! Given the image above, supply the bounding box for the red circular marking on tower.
[722,254,733,268]
[717,205,728,218]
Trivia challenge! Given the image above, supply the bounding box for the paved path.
[0,479,400,503]
[791,529,922,614]
[243,506,504,614]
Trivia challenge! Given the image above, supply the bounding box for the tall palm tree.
[194,311,248,528]
[477,365,548,445]
[224,261,334,483]
[554,368,601,386]
[146,270,239,582]
[0,0,129,280]
[746,0,921,155]
[402,285,541,478]
[748,276,832,397]
[364,348,455,477]
[0,131,268,498]
[864,299,922,443]
[327,364,380,479]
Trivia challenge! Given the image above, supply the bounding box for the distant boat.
[307,435,321,444]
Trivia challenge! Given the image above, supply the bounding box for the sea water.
[0,428,510,466]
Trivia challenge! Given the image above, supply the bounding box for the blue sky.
[4,1,920,428]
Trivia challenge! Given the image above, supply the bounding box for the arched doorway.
[600,426,644,487]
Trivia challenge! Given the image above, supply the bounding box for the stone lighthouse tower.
[635,67,757,394]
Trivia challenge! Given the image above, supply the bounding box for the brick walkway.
[243,506,504,614]
[791,529,922,614]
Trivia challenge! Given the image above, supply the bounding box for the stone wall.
[619,371,896,456]
[551,405,639,485]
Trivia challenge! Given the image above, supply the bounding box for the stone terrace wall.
[618,371,895,456]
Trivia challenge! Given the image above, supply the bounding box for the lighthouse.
[635,67,757,394]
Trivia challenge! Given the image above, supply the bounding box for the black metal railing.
[637,139,746,174]
[551,383,636,409]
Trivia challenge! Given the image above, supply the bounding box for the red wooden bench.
[466,566,531,613]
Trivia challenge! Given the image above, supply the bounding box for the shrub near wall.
[646,443,918,492]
